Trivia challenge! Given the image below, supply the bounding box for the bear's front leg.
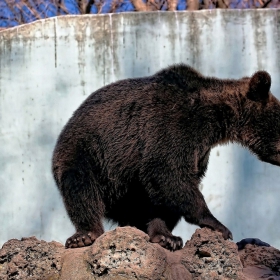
[184,188,233,240]
[198,215,233,240]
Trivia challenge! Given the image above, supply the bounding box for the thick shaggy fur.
[53,64,280,250]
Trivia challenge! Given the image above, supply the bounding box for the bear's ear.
[247,71,271,102]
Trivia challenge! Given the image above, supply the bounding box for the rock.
[239,243,280,279]
[1,227,280,279]
[0,236,64,280]
[87,227,171,279]
[59,247,93,280]
[181,228,244,279]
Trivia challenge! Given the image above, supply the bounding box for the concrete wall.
[0,10,280,248]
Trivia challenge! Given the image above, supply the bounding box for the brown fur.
[52,64,280,250]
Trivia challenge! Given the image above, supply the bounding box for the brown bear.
[52,64,280,251]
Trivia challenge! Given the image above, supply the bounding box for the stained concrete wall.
[0,10,280,248]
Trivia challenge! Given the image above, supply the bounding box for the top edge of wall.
[0,9,279,36]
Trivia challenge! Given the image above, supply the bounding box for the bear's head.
[240,71,280,166]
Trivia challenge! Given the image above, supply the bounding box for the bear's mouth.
[260,153,280,167]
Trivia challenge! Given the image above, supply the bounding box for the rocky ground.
[0,227,280,279]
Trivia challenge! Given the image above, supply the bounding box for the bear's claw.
[65,231,96,248]
[151,234,183,251]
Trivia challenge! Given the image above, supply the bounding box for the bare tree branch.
[187,0,199,10]
[216,0,229,8]
[57,0,71,14]
[202,0,210,9]
[131,0,148,11]
[77,0,88,13]
[262,0,272,7]
[167,0,177,10]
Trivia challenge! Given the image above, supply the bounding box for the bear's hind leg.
[110,191,183,251]
[65,228,103,248]
[147,218,183,251]
[59,170,105,248]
